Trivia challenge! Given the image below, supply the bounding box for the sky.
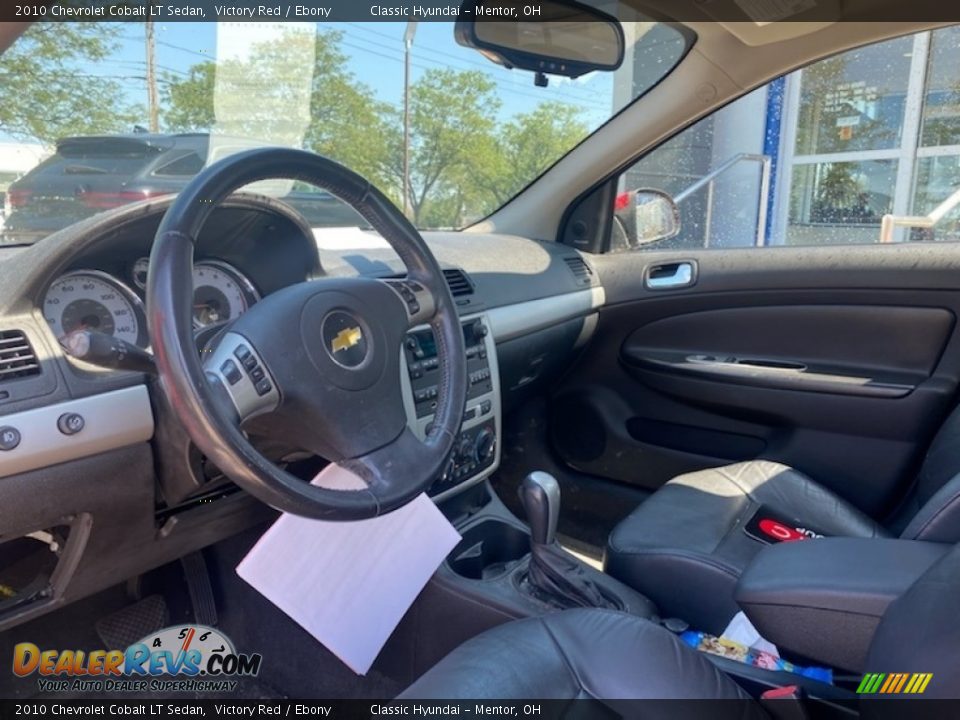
[96,21,618,132]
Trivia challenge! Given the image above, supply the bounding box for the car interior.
[2,0,960,708]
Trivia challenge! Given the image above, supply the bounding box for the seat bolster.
[400,609,758,703]
[604,547,742,634]
[900,472,960,543]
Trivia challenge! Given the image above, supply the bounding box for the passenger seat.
[604,407,960,633]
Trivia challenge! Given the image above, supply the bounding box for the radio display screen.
[415,323,481,360]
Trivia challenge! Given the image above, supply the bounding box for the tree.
[161,36,588,229]
[0,23,139,144]
[161,29,393,191]
[474,101,588,209]
[162,62,216,132]
[381,69,500,226]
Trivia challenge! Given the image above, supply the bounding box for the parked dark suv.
[2,132,367,243]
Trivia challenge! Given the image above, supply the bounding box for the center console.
[736,537,951,672]
[400,315,501,499]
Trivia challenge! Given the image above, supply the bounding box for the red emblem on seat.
[758,518,805,542]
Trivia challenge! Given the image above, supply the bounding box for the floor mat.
[95,593,170,649]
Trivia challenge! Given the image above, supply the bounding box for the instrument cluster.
[42,258,260,349]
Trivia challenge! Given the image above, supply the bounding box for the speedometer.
[43,271,145,347]
[192,260,259,328]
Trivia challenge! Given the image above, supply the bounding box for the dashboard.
[0,192,603,632]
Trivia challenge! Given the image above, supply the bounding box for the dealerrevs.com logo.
[12,625,262,694]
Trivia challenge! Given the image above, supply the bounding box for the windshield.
[0,19,688,244]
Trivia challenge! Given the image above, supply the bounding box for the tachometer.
[191,260,259,328]
[43,271,145,347]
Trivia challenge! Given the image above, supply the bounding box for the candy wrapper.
[680,630,833,684]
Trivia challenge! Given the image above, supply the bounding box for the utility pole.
[145,20,159,132]
[402,22,418,220]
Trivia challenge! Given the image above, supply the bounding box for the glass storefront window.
[794,36,913,156]
[913,155,960,241]
[787,160,898,245]
[921,26,960,148]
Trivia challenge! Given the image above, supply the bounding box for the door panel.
[550,245,960,519]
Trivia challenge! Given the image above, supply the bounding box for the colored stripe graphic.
[857,673,885,694]
[857,672,932,694]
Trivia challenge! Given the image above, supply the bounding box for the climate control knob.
[474,428,496,464]
[457,435,474,462]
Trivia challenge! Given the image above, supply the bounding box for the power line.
[337,37,608,112]
[343,22,613,106]
[151,29,608,112]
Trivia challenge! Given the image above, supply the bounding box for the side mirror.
[614,189,681,248]
[455,0,625,83]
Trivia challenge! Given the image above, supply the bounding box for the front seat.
[402,543,960,702]
[604,406,960,632]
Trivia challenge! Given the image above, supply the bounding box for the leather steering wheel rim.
[147,147,467,520]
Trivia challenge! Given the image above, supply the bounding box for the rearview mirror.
[614,189,681,248]
[455,0,625,83]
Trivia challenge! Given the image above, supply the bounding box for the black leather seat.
[604,408,960,633]
[402,544,960,701]
[400,608,757,703]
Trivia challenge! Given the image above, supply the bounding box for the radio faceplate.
[399,315,500,500]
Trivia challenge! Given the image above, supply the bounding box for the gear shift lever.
[519,472,560,546]
[518,471,613,610]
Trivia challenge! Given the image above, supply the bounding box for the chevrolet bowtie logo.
[331,326,363,354]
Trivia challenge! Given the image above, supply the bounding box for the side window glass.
[613,26,960,251]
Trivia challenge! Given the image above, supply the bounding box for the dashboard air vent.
[0,330,40,382]
[563,256,593,286]
[442,268,474,297]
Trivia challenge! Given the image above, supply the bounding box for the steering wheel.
[146,148,467,520]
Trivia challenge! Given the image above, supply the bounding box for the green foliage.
[0,23,140,143]
[474,101,589,208]
[162,62,216,132]
[401,69,500,225]
[161,29,395,191]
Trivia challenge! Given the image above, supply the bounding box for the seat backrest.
[864,542,960,699]
[896,404,960,542]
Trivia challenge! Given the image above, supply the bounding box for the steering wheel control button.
[0,426,21,451]
[234,344,257,371]
[322,311,369,369]
[250,366,265,383]
[57,413,85,436]
[254,379,273,397]
[220,359,242,385]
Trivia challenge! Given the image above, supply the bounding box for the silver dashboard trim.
[0,385,155,479]
[487,287,605,343]
[399,313,501,502]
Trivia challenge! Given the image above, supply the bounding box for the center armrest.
[734,538,950,672]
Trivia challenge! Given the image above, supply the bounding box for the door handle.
[645,261,695,290]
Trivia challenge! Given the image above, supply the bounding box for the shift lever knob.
[519,471,560,546]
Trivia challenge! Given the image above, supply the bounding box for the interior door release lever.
[645,261,696,290]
